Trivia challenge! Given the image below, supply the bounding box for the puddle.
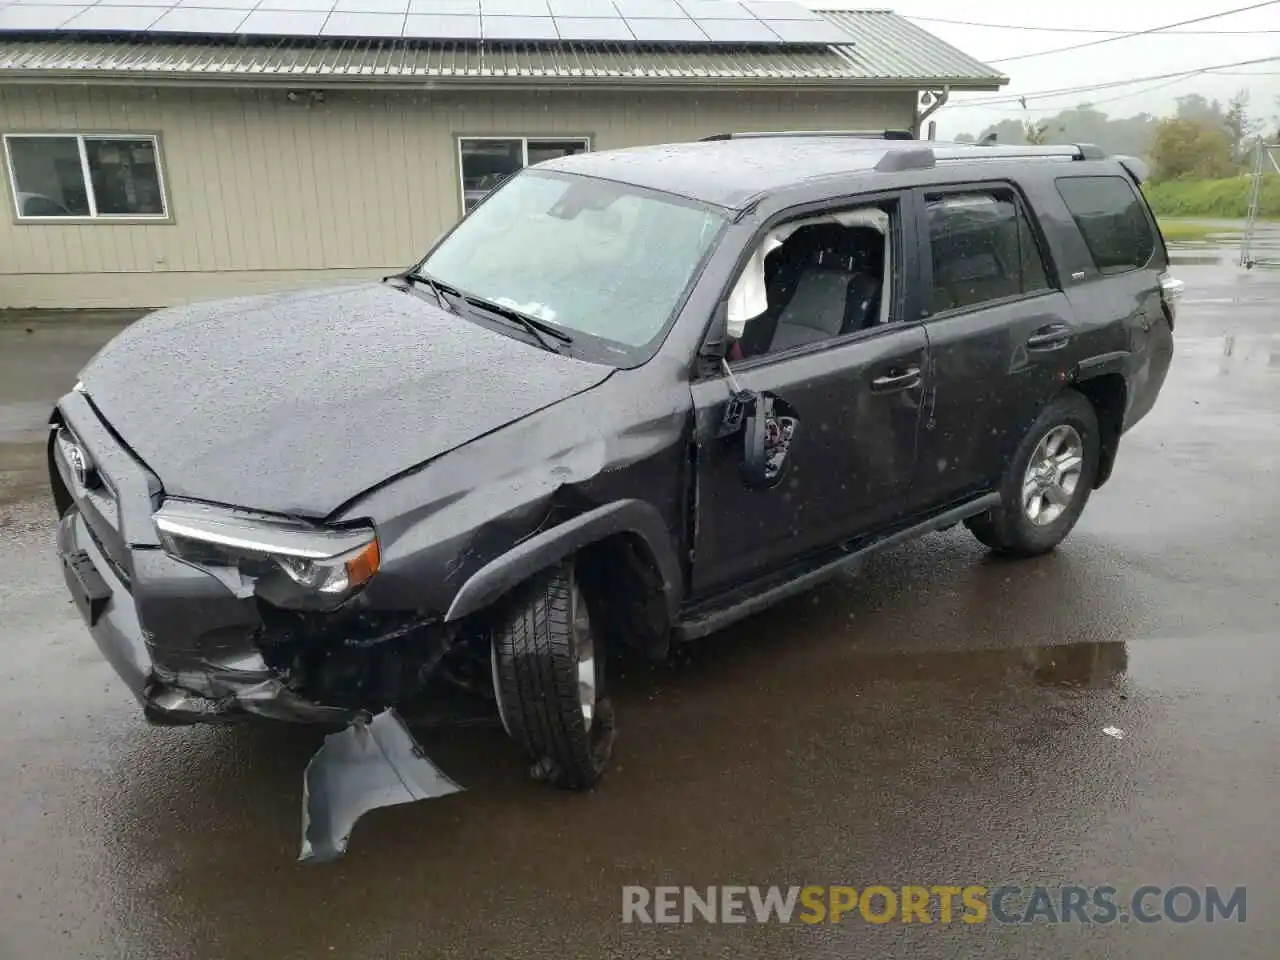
[1166,223,1280,267]
[1218,334,1280,371]
[1176,333,1280,375]
[1168,253,1230,266]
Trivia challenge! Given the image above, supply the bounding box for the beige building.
[0,9,1004,309]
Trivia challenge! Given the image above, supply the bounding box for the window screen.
[1056,175,1156,275]
[925,189,1051,314]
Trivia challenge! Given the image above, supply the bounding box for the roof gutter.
[0,69,1006,93]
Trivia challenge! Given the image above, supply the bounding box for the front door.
[689,325,928,598]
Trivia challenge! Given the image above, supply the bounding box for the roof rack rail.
[700,130,915,142]
[872,140,1112,173]
[935,142,1108,162]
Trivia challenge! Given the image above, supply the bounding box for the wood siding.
[0,84,915,309]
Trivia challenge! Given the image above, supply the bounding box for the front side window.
[459,137,588,214]
[421,170,725,353]
[1056,175,1156,275]
[725,204,896,362]
[926,189,1051,315]
[4,134,166,220]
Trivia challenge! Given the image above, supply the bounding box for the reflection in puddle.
[1165,234,1279,267]
[1169,254,1230,266]
[630,635,1133,701]
[1021,640,1127,688]
[1203,333,1280,375]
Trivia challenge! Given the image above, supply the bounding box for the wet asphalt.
[1,243,1277,959]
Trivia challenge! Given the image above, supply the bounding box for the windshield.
[418,170,726,351]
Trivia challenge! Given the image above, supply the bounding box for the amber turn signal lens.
[344,538,381,589]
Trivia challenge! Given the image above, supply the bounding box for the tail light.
[1158,271,1183,329]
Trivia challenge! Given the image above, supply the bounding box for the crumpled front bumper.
[56,506,464,861]
[56,506,348,725]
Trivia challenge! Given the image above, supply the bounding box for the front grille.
[83,516,132,591]
[54,418,135,586]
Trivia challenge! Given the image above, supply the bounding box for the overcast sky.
[822,1,1280,138]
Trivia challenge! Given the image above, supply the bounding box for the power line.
[956,59,1278,108]
[940,55,1280,109]
[952,56,1280,105]
[984,1,1280,64]
[984,75,1207,114]
[906,14,1280,36]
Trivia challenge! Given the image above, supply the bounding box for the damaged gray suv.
[51,132,1176,859]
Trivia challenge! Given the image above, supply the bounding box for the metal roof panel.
[0,9,1007,87]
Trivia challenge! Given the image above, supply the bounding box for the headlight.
[154,499,380,610]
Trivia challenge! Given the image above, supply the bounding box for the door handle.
[870,366,921,392]
[1026,325,1072,351]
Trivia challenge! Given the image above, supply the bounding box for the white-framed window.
[458,136,589,214]
[4,133,168,220]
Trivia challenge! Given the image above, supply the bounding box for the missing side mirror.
[716,360,799,490]
[741,394,799,491]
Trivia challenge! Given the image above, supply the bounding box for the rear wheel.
[491,561,615,789]
[966,391,1100,557]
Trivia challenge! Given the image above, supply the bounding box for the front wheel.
[491,561,615,790]
[966,391,1100,557]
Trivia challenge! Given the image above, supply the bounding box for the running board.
[673,494,1000,642]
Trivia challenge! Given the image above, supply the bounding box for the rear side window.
[1056,175,1156,275]
[925,189,1051,314]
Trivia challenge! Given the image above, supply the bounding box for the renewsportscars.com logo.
[621,885,1247,925]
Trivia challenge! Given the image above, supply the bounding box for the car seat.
[734,223,884,358]
[767,225,882,351]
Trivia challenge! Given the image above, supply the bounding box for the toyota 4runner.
[49,132,1177,859]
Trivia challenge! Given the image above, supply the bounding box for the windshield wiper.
[404,271,571,353]
[402,270,461,314]
[460,295,573,353]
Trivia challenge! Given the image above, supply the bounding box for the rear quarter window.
[1055,175,1156,275]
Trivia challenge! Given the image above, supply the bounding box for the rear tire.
[965,391,1100,557]
[491,561,615,790]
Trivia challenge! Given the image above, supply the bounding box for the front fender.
[444,499,682,622]
[335,365,692,622]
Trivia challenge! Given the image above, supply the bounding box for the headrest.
[937,252,1002,285]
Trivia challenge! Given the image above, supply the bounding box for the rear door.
[910,184,1082,510]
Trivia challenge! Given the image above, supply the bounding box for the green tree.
[1023,120,1049,145]
[1174,93,1226,128]
[971,105,1159,156]
[1149,117,1236,181]
[1222,90,1256,165]
[974,118,1026,145]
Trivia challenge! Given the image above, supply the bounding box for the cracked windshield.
[0,0,1276,958]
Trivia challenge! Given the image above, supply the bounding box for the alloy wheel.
[569,570,596,730]
[1022,424,1085,526]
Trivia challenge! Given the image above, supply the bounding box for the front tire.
[491,561,615,790]
[966,390,1100,557]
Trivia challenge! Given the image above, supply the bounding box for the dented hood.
[78,282,612,517]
